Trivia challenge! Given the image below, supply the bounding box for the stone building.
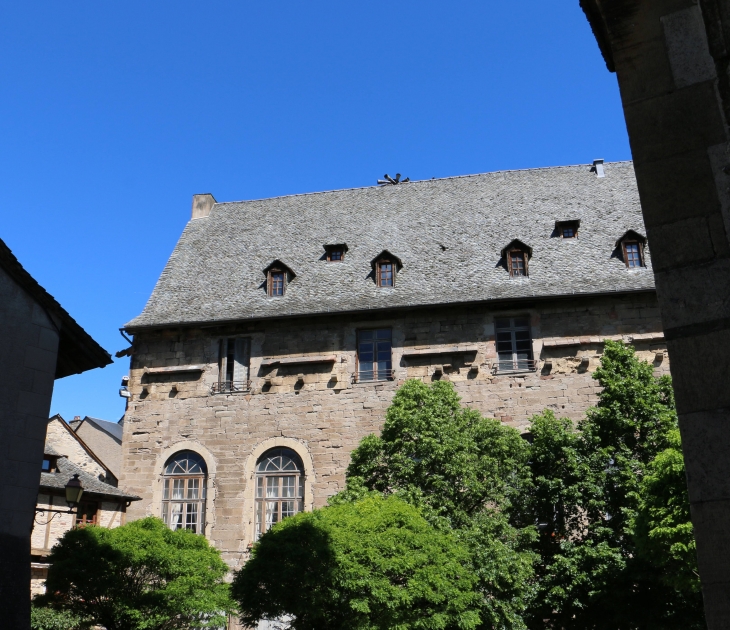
[120,161,668,572]
[0,237,111,627]
[31,415,139,596]
[580,1,730,622]
[70,415,124,480]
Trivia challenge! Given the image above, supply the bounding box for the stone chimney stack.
[191,193,216,219]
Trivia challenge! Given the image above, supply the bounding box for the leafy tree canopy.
[523,341,704,629]
[346,379,531,528]
[345,379,537,629]
[37,517,233,630]
[232,494,482,630]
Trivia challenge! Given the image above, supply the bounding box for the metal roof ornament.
[377,173,410,185]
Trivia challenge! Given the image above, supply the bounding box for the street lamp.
[65,474,84,508]
[36,474,84,516]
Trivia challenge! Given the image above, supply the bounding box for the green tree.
[232,494,482,630]
[37,517,234,630]
[632,428,700,594]
[345,380,536,630]
[523,341,704,629]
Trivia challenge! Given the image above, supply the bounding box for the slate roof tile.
[126,161,653,329]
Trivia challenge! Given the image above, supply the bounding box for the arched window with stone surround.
[161,450,207,534]
[255,448,304,539]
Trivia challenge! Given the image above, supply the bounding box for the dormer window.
[556,220,579,239]
[324,243,348,262]
[263,260,296,297]
[269,270,285,296]
[501,240,532,278]
[371,250,402,288]
[616,231,646,269]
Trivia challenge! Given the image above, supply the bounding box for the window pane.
[162,502,169,525]
[186,503,198,532]
[282,476,295,498]
[266,501,279,529]
[163,479,170,500]
[187,478,199,499]
[172,479,184,499]
[257,476,264,498]
[282,501,296,518]
[266,477,280,498]
[170,504,183,530]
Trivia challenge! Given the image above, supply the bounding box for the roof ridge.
[208,160,634,208]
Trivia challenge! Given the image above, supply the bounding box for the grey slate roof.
[39,457,140,501]
[126,161,654,329]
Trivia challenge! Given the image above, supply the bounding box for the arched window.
[161,450,207,533]
[255,448,304,539]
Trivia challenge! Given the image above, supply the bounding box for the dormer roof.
[500,239,533,259]
[370,250,403,270]
[263,260,296,278]
[615,229,647,247]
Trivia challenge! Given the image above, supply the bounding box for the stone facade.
[30,416,138,596]
[122,291,668,571]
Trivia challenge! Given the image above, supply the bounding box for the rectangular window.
[509,252,526,277]
[269,271,285,296]
[357,329,393,381]
[328,249,343,262]
[557,221,579,238]
[75,501,98,527]
[495,317,533,371]
[561,225,575,238]
[217,337,250,393]
[161,477,206,534]
[624,242,642,268]
[378,262,394,287]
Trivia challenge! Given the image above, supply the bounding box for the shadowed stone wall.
[581,0,730,624]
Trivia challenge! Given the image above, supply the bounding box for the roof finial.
[377,173,410,185]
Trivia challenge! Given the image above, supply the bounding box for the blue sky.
[0,2,631,422]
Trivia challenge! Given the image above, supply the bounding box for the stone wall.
[122,291,667,570]
[46,419,107,479]
[580,1,730,623]
[0,266,60,627]
[74,422,122,481]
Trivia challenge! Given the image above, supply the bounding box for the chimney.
[191,193,216,219]
[593,159,605,178]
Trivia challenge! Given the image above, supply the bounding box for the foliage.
[522,341,704,629]
[232,494,482,630]
[30,605,81,630]
[347,379,531,527]
[38,517,234,630]
[632,429,699,593]
[345,379,537,629]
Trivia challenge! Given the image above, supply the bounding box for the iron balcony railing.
[352,369,396,383]
[491,358,539,374]
[211,380,251,394]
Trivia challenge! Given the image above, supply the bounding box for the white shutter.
[233,338,250,385]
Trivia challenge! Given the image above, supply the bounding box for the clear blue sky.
[0,2,631,422]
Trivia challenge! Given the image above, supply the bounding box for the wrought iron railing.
[491,359,538,374]
[210,380,251,394]
[352,369,396,383]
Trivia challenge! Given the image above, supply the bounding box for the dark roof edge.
[0,238,112,378]
[579,0,616,72]
[124,287,657,333]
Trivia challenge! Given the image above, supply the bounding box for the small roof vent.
[591,159,605,178]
